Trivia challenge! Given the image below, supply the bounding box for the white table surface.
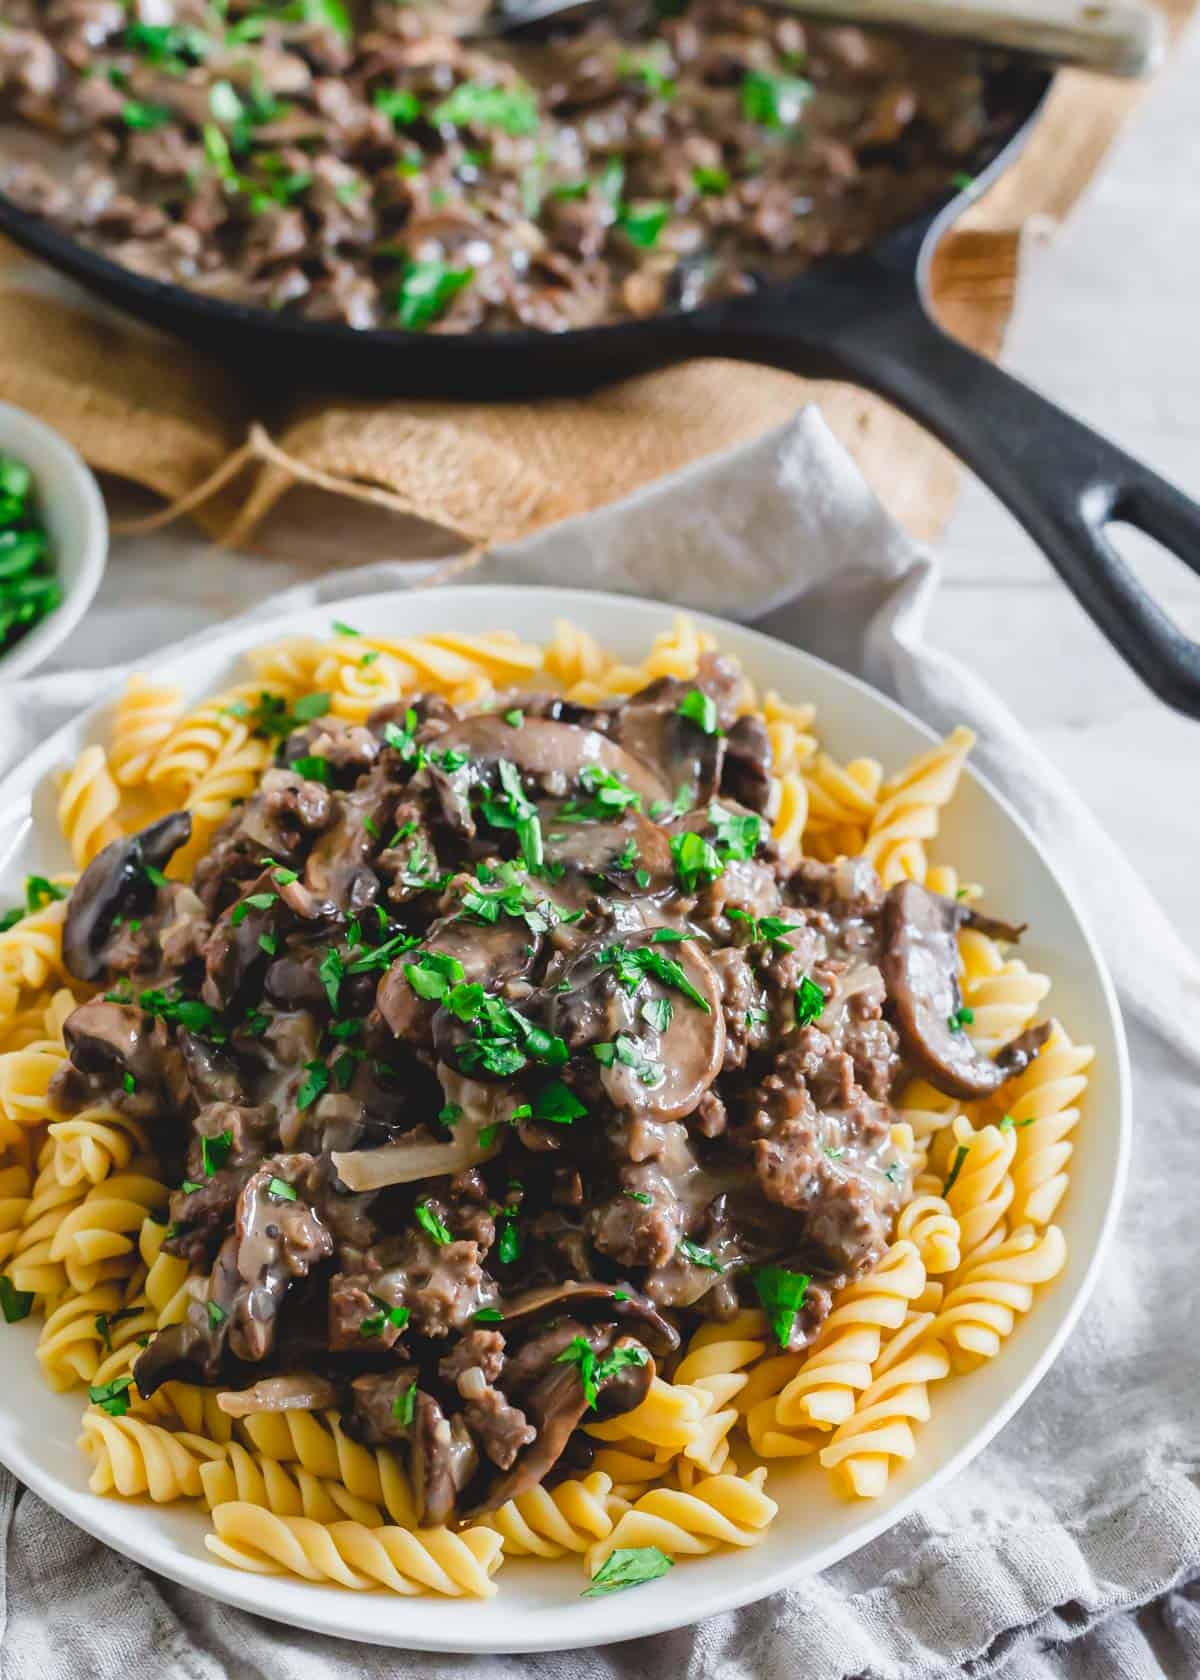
[39,12,1200,955]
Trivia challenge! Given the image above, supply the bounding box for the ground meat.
[0,2,996,331]
[66,663,1038,1520]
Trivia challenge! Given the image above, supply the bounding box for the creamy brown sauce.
[0,0,1005,332]
[49,655,1044,1520]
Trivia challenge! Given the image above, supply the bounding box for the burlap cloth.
[0,3,1191,554]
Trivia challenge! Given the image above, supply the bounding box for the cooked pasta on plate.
[0,611,1092,1608]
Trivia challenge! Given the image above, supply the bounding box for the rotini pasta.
[205,1503,505,1596]
[109,676,186,788]
[0,614,1091,1609]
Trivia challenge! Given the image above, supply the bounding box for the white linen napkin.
[1,408,1197,1680]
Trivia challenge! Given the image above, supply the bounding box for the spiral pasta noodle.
[772,1240,927,1432]
[863,726,975,888]
[80,1409,226,1501]
[205,1503,505,1596]
[586,1469,777,1576]
[995,1023,1093,1228]
[109,675,186,788]
[934,1224,1068,1372]
[57,745,122,869]
[477,1470,619,1557]
[818,1309,953,1498]
[0,613,1094,1601]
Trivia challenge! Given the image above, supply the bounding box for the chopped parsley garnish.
[0,1275,33,1322]
[454,995,567,1078]
[617,200,670,249]
[596,941,710,1012]
[267,1176,297,1202]
[23,875,68,912]
[532,1078,587,1126]
[93,1307,138,1354]
[207,1300,228,1329]
[344,930,420,975]
[592,1034,662,1087]
[431,81,539,136]
[258,932,278,957]
[88,1376,134,1416]
[404,949,465,1000]
[474,1307,503,1323]
[623,1190,653,1206]
[383,710,421,763]
[415,1201,453,1245]
[943,1144,969,1196]
[708,802,761,861]
[230,889,277,925]
[139,989,226,1040]
[947,1006,975,1033]
[727,908,799,946]
[331,620,360,637]
[374,88,422,127]
[496,1212,523,1264]
[180,1180,202,1194]
[754,1264,811,1349]
[319,946,344,1012]
[395,260,474,331]
[558,764,642,823]
[671,829,723,894]
[640,996,673,1034]
[678,688,721,735]
[143,863,169,888]
[555,1334,601,1406]
[998,1113,1035,1132]
[122,100,172,130]
[503,708,524,727]
[201,1130,233,1176]
[437,1101,463,1128]
[296,1059,329,1111]
[292,754,330,783]
[360,1300,410,1338]
[740,68,813,130]
[391,1382,417,1426]
[478,759,544,873]
[794,975,825,1026]
[583,1546,674,1597]
[122,1071,136,1094]
[679,1237,723,1272]
[693,165,730,195]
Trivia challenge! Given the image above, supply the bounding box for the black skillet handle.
[725,283,1200,718]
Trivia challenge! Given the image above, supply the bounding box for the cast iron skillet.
[2,60,1199,714]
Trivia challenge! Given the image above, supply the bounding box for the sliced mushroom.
[377,915,536,1048]
[543,808,674,888]
[609,675,726,810]
[467,1349,595,1515]
[410,1391,478,1526]
[548,930,725,1121]
[882,881,1050,1099]
[432,715,670,808]
[62,998,186,1111]
[496,1280,679,1356]
[592,1334,654,1419]
[62,810,192,981]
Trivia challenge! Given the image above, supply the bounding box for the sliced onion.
[332,1129,499,1192]
[218,1373,337,1417]
[332,1068,513,1192]
[818,961,884,1028]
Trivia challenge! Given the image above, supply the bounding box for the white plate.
[0,402,107,681]
[0,586,1130,1653]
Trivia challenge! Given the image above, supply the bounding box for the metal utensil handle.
[782,0,1164,76]
[725,284,1200,717]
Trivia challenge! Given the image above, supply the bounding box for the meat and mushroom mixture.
[0,0,1000,330]
[50,656,1048,1522]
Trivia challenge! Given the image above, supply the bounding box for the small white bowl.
[0,401,107,681]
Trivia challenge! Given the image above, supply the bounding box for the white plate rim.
[0,583,1131,1654]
